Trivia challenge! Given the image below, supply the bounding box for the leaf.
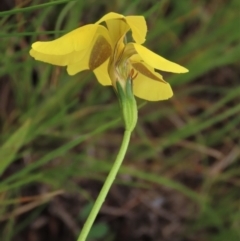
[0,120,31,176]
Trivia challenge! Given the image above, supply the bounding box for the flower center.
[112,44,137,87]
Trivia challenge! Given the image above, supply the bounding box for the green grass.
[0,0,240,240]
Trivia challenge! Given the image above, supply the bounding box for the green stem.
[77,130,132,241]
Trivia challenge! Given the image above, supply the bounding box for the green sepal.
[125,76,133,99]
[116,81,126,107]
[115,78,138,132]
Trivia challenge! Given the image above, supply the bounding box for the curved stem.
[77,130,132,241]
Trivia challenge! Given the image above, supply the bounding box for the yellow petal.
[30,25,112,68]
[96,12,125,25]
[125,16,147,44]
[30,49,71,66]
[89,35,112,70]
[131,43,189,73]
[105,20,130,45]
[31,24,99,55]
[96,12,147,44]
[67,34,112,75]
[93,59,112,86]
[30,45,93,67]
[133,72,173,101]
[67,57,89,75]
[130,55,166,83]
[132,62,166,83]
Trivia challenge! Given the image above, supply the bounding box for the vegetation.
[0,0,239,240]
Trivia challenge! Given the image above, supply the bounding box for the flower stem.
[77,130,132,241]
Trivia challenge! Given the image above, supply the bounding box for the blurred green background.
[0,0,240,241]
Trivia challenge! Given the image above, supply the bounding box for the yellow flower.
[30,12,188,101]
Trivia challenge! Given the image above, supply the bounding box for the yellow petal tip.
[177,66,189,73]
